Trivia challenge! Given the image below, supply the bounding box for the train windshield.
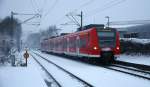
[97,31,116,48]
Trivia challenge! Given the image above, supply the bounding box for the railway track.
[115,60,150,71]
[31,54,61,87]
[31,52,94,87]
[35,51,150,81]
[103,64,150,80]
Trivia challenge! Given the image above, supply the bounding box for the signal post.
[23,50,29,66]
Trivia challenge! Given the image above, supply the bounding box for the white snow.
[118,54,150,66]
[31,53,87,87]
[33,51,150,87]
[1,50,149,87]
[0,51,47,87]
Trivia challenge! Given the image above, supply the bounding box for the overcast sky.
[0,0,150,39]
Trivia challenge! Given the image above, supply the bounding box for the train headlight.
[93,46,98,50]
[116,47,119,50]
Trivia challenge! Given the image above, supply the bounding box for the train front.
[96,28,120,63]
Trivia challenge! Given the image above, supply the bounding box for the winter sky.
[0,0,150,39]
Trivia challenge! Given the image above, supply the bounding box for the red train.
[41,24,120,63]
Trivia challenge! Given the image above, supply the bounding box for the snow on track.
[118,54,150,66]
[33,50,150,87]
[31,52,88,87]
[0,52,47,87]
[109,65,150,80]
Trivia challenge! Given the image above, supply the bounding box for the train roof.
[77,24,104,31]
[98,27,117,30]
[42,24,117,41]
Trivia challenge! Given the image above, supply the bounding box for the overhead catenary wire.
[21,15,39,24]
[109,19,150,25]
[35,0,47,26]
[29,0,59,26]
[32,0,40,11]
[40,0,47,13]
[30,0,39,13]
[29,0,48,26]
[66,14,81,27]
[60,0,126,28]
[88,0,122,13]
[38,0,59,27]
[85,0,126,18]
[57,0,125,27]
[72,0,95,12]
[54,0,94,25]
[42,0,59,21]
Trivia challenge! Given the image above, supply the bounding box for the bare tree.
[0,16,22,63]
[26,25,60,49]
[40,25,60,40]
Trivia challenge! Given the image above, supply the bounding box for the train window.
[80,36,87,48]
[69,38,76,48]
[63,39,67,49]
[68,36,77,48]
[76,39,80,48]
[97,31,116,48]
[98,32,114,37]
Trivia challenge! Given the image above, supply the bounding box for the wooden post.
[25,57,27,66]
[24,50,29,67]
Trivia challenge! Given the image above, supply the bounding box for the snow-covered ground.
[1,50,150,87]
[118,54,150,66]
[32,53,87,87]
[0,51,47,87]
[33,51,150,87]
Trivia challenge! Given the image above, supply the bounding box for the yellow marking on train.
[79,32,88,35]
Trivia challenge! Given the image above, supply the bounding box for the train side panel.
[88,28,101,57]
[41,27,120,63]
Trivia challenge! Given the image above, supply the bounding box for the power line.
[30,0,39,13]
[42,0,59,20]
[35,1,45,26]
[32,0,40,11]
[88,0,120,12]
[110,19,150,25]
[21,15,39,24]
[29,0,48,26]
[54,15,66,24]
[79,0,94,8]
[12,12,40,24]
[61,0,126,27]
[85,0,126,18]
[30,0,46,13]
[41,0,47,13]
[13,13,40,15]
[54,0,94,25]
[66,14,81,27]
[56,0,122,27]
[73,0,95,12]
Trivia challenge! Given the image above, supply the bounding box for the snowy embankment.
[119,38,150,65]
[118,54,150,66]
[33,51,150,87]
[0,51,47,87]
[120,38,150,54]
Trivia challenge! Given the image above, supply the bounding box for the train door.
[76,36,80,56]
[67,38,69,54]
